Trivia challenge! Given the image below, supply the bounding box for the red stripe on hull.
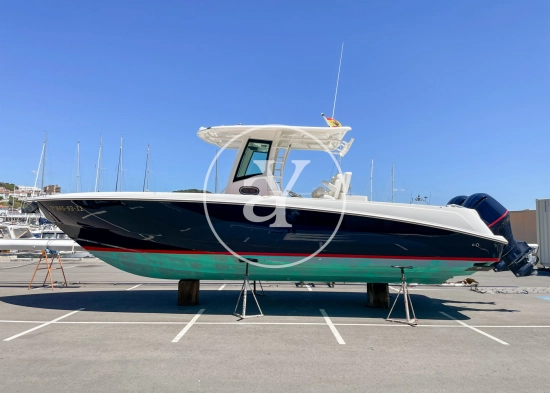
[84,246,499,262]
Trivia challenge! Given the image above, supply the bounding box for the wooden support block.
[178,279,200,306]
[367,283,389,308]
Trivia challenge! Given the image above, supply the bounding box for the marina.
[1,257,550,391]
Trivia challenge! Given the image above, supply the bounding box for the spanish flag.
[321,113,342,127]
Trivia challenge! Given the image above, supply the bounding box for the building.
[1,185,43,200]
[17,185,41,195]
[0,187,10,200]
[509,210,537,244]
[43,184,61,195]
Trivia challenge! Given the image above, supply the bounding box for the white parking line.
[1,318,550,329]
[0,320,47,324]
[218,284,226,291]
[472,326,550,328]
[439,311,509,345]
[320,309,345,345]
[305,285,312,292]
[127,284,141,291]
[3,308,85,342]
[171,309,205,343]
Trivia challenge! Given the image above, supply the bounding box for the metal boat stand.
[386,266,417,326]
[28,249,68,290]
[234,263,264,319]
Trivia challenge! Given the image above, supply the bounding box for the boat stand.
[234,263,263,319]
[28,249,68,291]
[386,266,417,326]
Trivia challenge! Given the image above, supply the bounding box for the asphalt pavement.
[1,256,550,392]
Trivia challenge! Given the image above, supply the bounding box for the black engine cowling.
[447,193,535,277]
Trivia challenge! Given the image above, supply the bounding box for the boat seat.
[312,172,352,200]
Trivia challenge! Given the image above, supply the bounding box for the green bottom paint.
[91,251,487,284]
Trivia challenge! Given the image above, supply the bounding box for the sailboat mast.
[95,134,102,192]
[40,133,47,193]
[391,163,394,203]
[115,135,123,192]
[76,142,80,193]
[370,158,374,201]
[143,144,150,192]
[33,134,47,196]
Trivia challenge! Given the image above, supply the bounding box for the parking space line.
[3,308,85,342]
[439,311,509,345]
[320,309,345,345]
[472,325,550,328]
[0,320,47,324]
[171,309,205,343]
[127,284,141,291]
[218,284,226,290]
[197,322,324,325]
[334,323,459,327]
[1,318,549,330]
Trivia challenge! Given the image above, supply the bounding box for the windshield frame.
[233,139,272,182]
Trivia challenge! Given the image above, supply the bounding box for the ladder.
[272,143,291,193]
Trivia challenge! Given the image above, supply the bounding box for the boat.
[0,224,35,240]
[0,223,35,253]
[30,124,536,283]
[31,225,92,258]
[0,222,91,257]
[32,224,70,240]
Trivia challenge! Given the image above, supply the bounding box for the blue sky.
[1,0,548,209]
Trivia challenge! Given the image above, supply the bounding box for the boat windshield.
[13,227,34,239]
[234,140,271,181]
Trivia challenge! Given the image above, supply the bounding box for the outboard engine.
[447,195,468,206]
[447,193,536,277]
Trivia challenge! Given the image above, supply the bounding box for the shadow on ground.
[0,288,519,321]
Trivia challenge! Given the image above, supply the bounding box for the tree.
[0,182,17,191]
[8,196,22,208]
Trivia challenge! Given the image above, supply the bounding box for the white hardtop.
[197,124,355,198]
[197,124,352,151]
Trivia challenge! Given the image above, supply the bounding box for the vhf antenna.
[332,42,344,118]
